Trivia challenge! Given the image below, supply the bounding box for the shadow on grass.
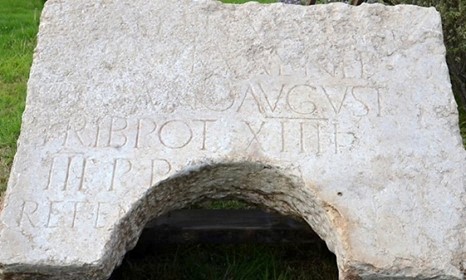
[110,200,338,280]
[110,243,338,280]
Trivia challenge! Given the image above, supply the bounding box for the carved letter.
[45,155,87,191]
[286,85,318,115]
[280,121,286,152]
[259,83,285,113]
[299,121,322,155]
[300,122,305,153]
[109,158,133,191]
[63,117,88,147]
[46,201,62,228]
[193,119,216,150]
[70,201,90,228]
[376,87,382,117]
[135,118,157,148]
[18,200,38,227]
[150,159,172,187]
[94,202,126,229]
[94,202,106,228]
[236,84,263,113]
[158,120,193,149]
[322,86,350,115]
[316,123,322,155]
[243,121,265,151]
[333,122,339,154]
[350,86,372,117]
[63,116,100,148]
[108,117,128,148]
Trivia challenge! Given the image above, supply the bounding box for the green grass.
[110,244,338,280]
[0,0,43,193]
[110,199,339,279]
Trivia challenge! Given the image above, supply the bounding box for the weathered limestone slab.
[0,0,465,279]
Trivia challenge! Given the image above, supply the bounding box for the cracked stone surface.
[0,0,465,279]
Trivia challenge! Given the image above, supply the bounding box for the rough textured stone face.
[0,0,465,279]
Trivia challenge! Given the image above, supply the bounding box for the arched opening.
[102,162,347,279]
[109,198,339,279]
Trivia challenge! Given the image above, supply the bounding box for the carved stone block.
[0,1,464,279]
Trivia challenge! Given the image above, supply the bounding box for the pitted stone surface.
[0,1,465,279]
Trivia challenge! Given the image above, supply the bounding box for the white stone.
[0,0,465,279]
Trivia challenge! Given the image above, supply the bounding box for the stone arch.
[102,161,349,279]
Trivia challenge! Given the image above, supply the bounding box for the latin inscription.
[45,156,172,192]
[26,82,384,230]
[17,200,127,229]
[44,116,358,154]
[61,118,216,150]
[230,83,383,118]
[39,83,383,151]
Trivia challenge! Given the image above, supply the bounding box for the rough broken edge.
[0,192,4,214]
